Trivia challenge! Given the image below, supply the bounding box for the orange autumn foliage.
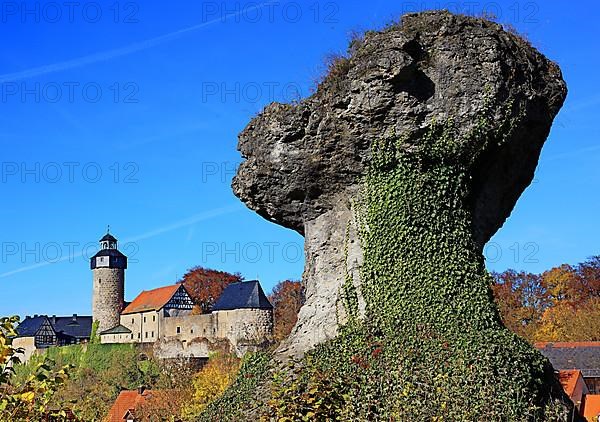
[268,280,305,342]
[492,256,600,343]
[178,267,243,314]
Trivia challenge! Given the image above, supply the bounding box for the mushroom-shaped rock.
[227,10,572,420]
[233,11,566,357]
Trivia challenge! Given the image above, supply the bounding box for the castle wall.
[213,309,273,342]
[93,268,124,333]
[161,313,214,341]
[101,307,274,358]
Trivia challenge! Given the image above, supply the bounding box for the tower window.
[151,331,154,338]
[145,332,148,338]
[153,315,156,322]
[176,327,181,334]
[132,318,134,324]
[143,316,146,323]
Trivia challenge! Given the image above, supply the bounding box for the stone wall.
[92,268,124,333]
[100,307,274,358]
[161,313,214,341]
[213,309,273,342]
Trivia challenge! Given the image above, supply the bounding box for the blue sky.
[0,1,598,318]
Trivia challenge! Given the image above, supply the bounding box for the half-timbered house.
[14,314,92,360]
[99,283,195,344]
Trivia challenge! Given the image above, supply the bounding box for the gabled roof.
[558,369,582,399]
[212,280,273,311]
[16,315,92,339]
[106,389,153,422]
[122,284,183,315]
[536,342,600,377]
[100,324,132,335]
[52,316,93,339]
[16,316,51,337]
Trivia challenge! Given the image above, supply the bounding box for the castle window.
[190,328,194,334]
[176,327,181,334]
[153,315,156,322]
[130,334,133,339]
[137,333,140,339]
[132,318,134,324]
[151,331,154,337]
[145,332,148,338]
[144,316,146,323]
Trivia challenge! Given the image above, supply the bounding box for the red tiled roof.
[583,394,600,421]
[558,369,581,398]
[122,284,182,315]
[106,390,153,422]
[535,342,600,349]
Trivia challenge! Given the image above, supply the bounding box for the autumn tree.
[178,267,243,313]
[134,389,193,422]
[491,270,547,341]
[492,256,600,343]
[540,264,582,305]
[269,280,305,342]
[534,299,600,342]
[576,256,600,300]
[181,353,240,419]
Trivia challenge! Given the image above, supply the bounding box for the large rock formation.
[233,11,566,358]
[217,10,574,420]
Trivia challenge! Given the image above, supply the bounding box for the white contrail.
[0,205,242,278]
[123,205,242,243]
[0,1,275,84]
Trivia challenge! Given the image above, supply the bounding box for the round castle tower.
[91,232,127,333]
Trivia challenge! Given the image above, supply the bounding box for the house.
[105,387,175,422]
[100,280,274,357]
[536,342,600,421]
[99,284,195,344]
[13,314,92,361]
[537,342,600,394]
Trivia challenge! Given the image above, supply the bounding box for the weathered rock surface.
[232,11,566,357]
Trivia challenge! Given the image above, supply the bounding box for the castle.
[15,232,274,360]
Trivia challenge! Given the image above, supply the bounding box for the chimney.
[72,314,77,322]
[25,315,30,320]
[138,385,146,395]
[34,314,38,318]
[52,315,57,324]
